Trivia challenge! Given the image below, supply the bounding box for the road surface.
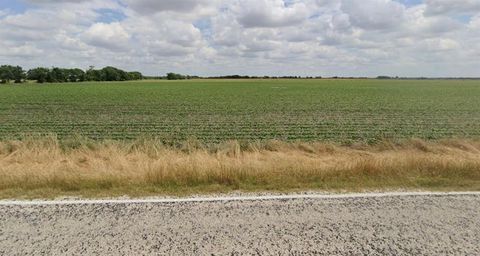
[1,193,479,255]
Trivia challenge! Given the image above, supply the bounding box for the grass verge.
[1,136,480,199]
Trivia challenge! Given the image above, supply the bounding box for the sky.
[0,0,479,77]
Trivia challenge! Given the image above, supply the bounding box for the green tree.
[47,67,67,83]
[0,65,14,84]
[65,68,86,82]
[0,65,25,84]
[24,65,142,83]
[11,66,26,83]
[86,67,105,81]
[128,72,143,80]
[102,66,132,81]
[27,67,50,83]
[167,72,186,80]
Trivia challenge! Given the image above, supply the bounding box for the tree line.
[0,65,143,84]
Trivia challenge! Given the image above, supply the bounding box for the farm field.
[1,79,480,143]
[1,79,480,198]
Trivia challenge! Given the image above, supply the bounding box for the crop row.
[1,79,480,142]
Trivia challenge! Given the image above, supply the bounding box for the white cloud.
[233,0,310,28]
[404,5,463,35]
[341,0,405,30]
[0,9,9,17]
[82,22,130,51]
[124,0,219,16]
[469,15,480,30]
[125,0,201,13]
[0,0,478,77]
[0,43,43,58]
[422,38,460,51]
[425,0,480,15]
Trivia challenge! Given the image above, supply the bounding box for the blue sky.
[0,0,27,13]
[0,0,126,21]
[96,8,127,23]
[0,0,479,77]
[397,0,423,6]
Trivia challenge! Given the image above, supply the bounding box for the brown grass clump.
[1,137,480,199]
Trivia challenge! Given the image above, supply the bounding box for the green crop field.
[0,79,479,143]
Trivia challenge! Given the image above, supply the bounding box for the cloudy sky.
[0,0,479,77]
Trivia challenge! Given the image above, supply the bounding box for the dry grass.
[1,136,480,199]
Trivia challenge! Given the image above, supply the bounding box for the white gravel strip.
[1,192,479,255]
[1,191,479,205]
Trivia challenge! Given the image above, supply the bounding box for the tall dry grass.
[1,136,480,198]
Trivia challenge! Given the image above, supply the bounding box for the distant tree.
[103,66,120,81]
[12,66,26,83]
[0,65,25,83]
[27,67,50,83]
[128,71,143,80]
[85,66,96,81]
[167,73,186,80]
[45,67,67,83]
[102,66,128,81]
[65,68,86,82]
[7,65,142,84]
[86,68,105,81]
[0,65,14,84]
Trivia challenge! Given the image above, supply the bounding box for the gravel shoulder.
[1,193,479,255]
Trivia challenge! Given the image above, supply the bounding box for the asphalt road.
[1,193,479,255]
